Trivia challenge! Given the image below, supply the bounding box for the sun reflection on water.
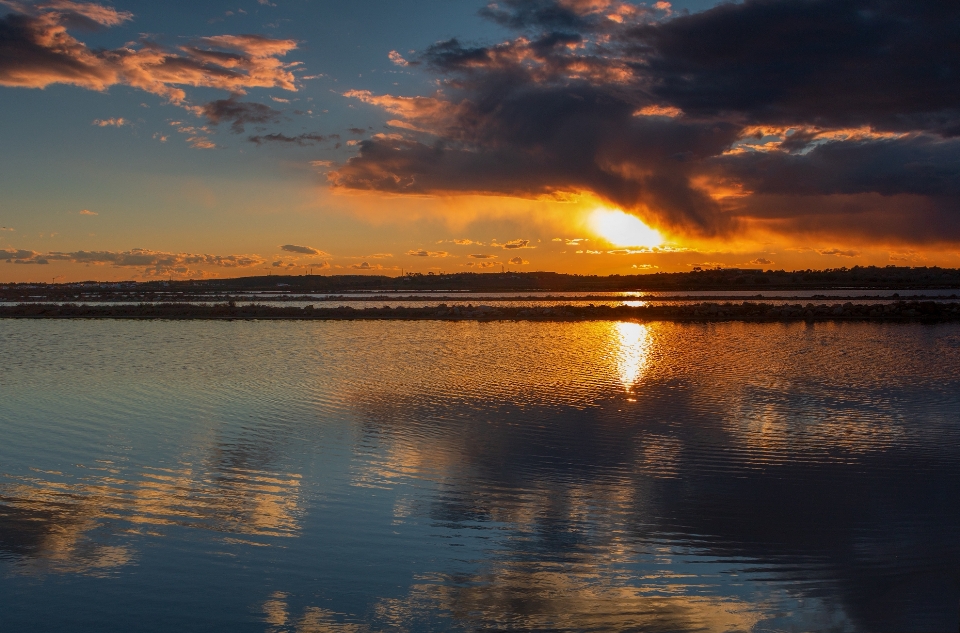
[615,321,652,398]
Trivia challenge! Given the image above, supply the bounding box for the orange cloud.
[92,117,127,127]
[0,3,299,106]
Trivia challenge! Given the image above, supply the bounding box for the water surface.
[1,320,958,631]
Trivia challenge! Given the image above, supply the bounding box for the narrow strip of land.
[2,302,959,321]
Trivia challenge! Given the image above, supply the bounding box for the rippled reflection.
[1,320,959,631]
[614,321,652,397]
[0,433,303,575]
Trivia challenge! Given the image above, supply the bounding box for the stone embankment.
[2,301,960,321]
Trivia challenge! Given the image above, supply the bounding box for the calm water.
[1,320,959,632]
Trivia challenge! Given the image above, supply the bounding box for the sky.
[1,0,959,281]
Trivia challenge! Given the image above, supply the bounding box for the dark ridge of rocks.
[2,301,960,322]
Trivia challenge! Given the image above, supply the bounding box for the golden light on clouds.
[589,209,663,248]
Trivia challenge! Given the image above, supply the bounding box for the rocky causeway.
[2,301,959,322]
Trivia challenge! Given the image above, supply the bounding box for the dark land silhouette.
[4,266,960,304]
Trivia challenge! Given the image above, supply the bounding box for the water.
[1,320,958,632]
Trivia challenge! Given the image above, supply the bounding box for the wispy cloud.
[248,132,327,146]
[78,209,98,215]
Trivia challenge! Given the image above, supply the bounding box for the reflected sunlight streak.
[615,322,652,398]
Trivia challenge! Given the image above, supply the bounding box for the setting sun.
[590,209,663,248]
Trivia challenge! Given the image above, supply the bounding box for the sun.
[589,209,663,248]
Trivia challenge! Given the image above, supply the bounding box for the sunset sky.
[2,0,959,281]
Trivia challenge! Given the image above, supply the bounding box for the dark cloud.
[1,248,47,264]
[1,249,42,260]
[248,132,327,145]
[477,0,647,32]
[332,0,960,245]
[718,136,960,198]
[0,12,115,91]
[279,244,329,255]
[334,92,740,235]
[629,0,960,135]
[201,96,283,133]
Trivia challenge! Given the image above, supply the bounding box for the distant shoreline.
[4,267,960,301]
[3,302,959,322]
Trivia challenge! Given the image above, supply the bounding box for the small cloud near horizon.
[350,261,397,270]
[388,50,409,66]
[817,249,861,258]
[407,249,449,257]
[93,118,127,127]
[280,244,330,256]
[495,239,533,250]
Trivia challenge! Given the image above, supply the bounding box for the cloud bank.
[2,247,265,277]
[331,0,960,245]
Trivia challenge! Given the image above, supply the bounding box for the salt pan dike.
[3,301,959,321]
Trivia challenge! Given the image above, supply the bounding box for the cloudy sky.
[2,0,958,280]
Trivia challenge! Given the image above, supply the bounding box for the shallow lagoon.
[1,320,959,632]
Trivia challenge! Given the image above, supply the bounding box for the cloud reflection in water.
[1,320,959,631]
